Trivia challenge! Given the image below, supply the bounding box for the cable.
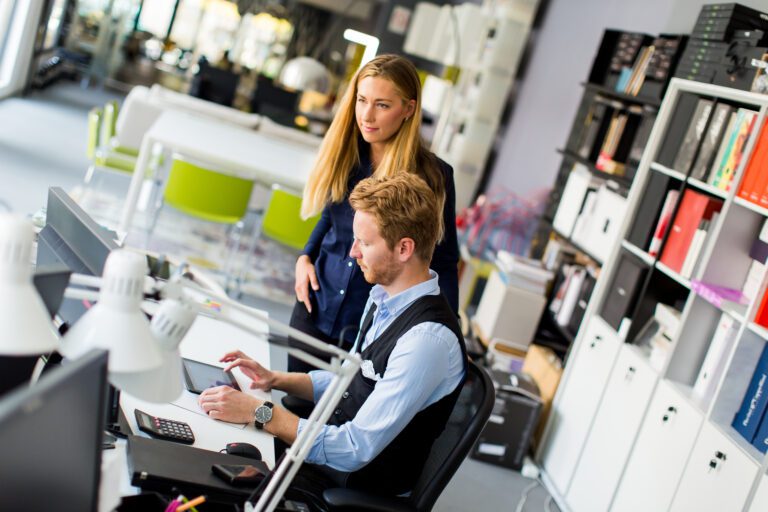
[515,479,541,512]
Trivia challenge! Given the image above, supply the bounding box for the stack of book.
[549,264,597,333]
[659,189,723,277]
[494,250,554,295]
[733,343,768,453]
[660,93,758,185]
[694,311,739,405]
[674,3,768,84]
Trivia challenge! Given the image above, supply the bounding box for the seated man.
[199,172,466,505]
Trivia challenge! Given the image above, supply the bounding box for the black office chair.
[189,60,239,107]
[251,74,300,127]
[322,360,495,511]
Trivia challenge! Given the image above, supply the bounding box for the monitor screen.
[0,349,108,512]
[36,187,119,324]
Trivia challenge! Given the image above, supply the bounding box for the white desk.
[104,311,276,510]
[118,110,319,233]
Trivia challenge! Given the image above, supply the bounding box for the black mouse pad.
[127,436,270,503]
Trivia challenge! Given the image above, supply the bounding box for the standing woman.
[290,54,459,372]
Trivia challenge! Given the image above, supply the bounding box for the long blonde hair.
[301,54,445,220]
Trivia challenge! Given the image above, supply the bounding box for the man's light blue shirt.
[295,270,464,472]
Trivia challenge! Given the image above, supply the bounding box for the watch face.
[255,405,272,424]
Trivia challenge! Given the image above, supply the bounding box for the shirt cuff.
[308,370,333,403]
[296,418,328,465]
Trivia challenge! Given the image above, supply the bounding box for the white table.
[118,110,319,233]
[102,311,276,510]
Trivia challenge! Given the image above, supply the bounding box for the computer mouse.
[225,442,262,460]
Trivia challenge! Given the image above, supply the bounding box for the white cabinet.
[539,315,621,495]
[748,472,768,511]
[611,380,704,512]
[670,422,759,512]
[566,344,658,512]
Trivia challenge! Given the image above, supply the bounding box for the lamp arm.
[250,363,359,512]
[68,273,102,288]
[169,278,360,366]
[63,287,100,302]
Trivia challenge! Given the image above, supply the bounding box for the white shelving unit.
[537,79,768,512]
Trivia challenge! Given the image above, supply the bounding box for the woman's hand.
[221,351,275,391]
[294,255,319,313]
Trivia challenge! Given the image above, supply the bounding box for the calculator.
[134,409,195,444]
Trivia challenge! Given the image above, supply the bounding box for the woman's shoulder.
[420,150,453,178]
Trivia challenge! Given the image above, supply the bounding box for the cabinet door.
[611,380,703,512]
[539,316,621,496]
[670,422,759,512]
[566,345,658,512]
[748,472,768,512]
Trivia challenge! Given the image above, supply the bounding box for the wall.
[486,0,768,197]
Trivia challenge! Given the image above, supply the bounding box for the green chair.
[154,156,256,292]
[261,185,320,250]
[84,101,137,184]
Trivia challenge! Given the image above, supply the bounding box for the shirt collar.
[369,270,440,317]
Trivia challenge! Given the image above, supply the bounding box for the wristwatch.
[253,401,274,430]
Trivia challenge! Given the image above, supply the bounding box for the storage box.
[472,369,542,470]
[522,344,563,448]
[472,270,547,349]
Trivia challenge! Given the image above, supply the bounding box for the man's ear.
[397,238,416,262]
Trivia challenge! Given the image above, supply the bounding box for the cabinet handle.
[662,405,677,423]
[590,335,603,348]
[625,366,636,380]
[715,451,726,461]
[709,459,718,471]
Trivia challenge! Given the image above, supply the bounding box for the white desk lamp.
[60,249,166,401]
[0,215,59,355]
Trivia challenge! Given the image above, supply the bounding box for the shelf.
[583,82,662,108]
[748,322,768,340]
[686,177,729,199]
[558,149,634,190]
[552,228,604,265]
[734,196,768,218]
[650,162,686,181]
[655,261,691,288]
[621,240,655,265]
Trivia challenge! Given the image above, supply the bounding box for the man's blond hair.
[349,173,442,262]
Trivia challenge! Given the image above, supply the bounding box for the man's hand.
[220,351,275,390]
[295,255,319,313]
[199,385,260,424]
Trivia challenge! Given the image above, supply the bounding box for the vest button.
[334,409,341,415]
[342,392,349,399]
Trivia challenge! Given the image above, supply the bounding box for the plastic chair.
[155,157,256,292]
[261,185,320,250]
[83,102,138,185]
[322,361,495,511]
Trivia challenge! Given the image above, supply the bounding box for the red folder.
[660,189,723,273]
[740,120,768,204]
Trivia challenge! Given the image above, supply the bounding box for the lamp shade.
[278,56,331,94]
[0,215,59,355]
[60,250,162,398]
[119,298,196,402]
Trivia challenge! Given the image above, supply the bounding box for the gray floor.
[0,82,560,512]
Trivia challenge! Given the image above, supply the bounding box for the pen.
[180,495,201,512]
[176,495,206,512]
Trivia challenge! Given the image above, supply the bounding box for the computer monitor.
[0,349,108,512]
[36,187,119,325]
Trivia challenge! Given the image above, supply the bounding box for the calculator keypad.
[135,409,195,444]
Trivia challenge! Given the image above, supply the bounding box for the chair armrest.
[322,488,416,512]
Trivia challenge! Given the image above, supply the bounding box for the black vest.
[329,294,467,495]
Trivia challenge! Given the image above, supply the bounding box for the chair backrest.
[251,74,300,127]
[261,186,320,250]
[86,107,103,159]
[115,86,164,149]
[102,100,119,143]
[409,360,495,511]
[164,158,254,224]
[189,60,239,107]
